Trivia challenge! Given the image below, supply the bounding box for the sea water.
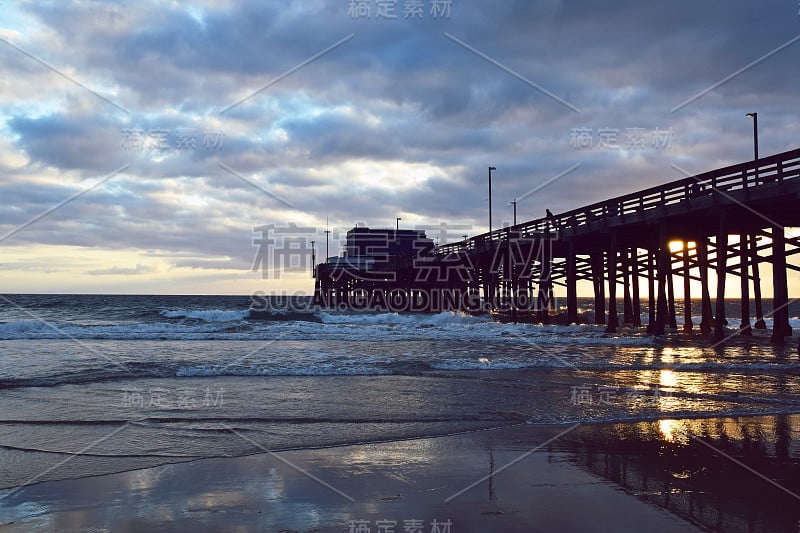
[1,294,799,490]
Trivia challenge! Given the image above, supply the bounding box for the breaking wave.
[159,309,250,322]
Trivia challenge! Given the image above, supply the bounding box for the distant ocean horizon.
[1,293,799,491]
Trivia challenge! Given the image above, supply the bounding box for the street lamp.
[323,216,331,261]
[310,240,316,277]
[511,198,517,226]
[488,166,496,234]
[746,112,758,184]
[746,113,767,330]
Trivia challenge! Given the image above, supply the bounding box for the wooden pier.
[315,148,800,343]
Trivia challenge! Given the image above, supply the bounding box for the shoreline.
[3,396,799,493]
[3,413,799,532]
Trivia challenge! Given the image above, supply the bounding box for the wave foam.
[0,320,52,337]
[175,364,390,377]
[159,309,250,322]
[317,311,489,327]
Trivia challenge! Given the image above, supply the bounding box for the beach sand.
[0,420,725,533]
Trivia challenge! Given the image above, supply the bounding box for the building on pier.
[343,226,433,261]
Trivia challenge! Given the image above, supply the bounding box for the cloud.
[1,0,798,292]
[86,263,157,276]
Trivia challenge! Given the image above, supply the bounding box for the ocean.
[1,294,799,494]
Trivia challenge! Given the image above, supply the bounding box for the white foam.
[159,309,250,322]
[314,312,495,330]
[0,320,51,338]
[0,319,245,340]
[316,310,487,327]
[175,364,390,377]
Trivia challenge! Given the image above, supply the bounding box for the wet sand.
[0,420,731,533]
[4,414,800,532]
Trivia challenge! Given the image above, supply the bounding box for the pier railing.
[436,148,800,255]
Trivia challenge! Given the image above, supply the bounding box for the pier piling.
[714,214,728,342]
[739,234,751,335]
[682,241,693,333]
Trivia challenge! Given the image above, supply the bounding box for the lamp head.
[746,112,757,118]
[489,166,496,171]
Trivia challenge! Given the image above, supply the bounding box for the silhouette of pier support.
[750,233,767,329]
[667,261,678,330]
[591,251,606,325]
[622,252,634,324]
[606,232,619,333]
[771,226,792,342]
[630,248,642,327]
[646,249,656,333]
[536,239,553,323]
[714,214,728,342]
[698,239,713,334]
[566,241,578,324]
[655,225,669,336]
[739,234,752,335]
[682,241,693,332]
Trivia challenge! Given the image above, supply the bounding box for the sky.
[0,0,799,295]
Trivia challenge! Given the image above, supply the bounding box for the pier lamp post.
[310,240,316,277]
[746,112,758,183]
[745,113,767,330]
[488,166,496,234]
[511,198,517,226]
[394,217,402,245]
[324,217,331,261]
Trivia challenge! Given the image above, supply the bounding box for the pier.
[315,148,800,343]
